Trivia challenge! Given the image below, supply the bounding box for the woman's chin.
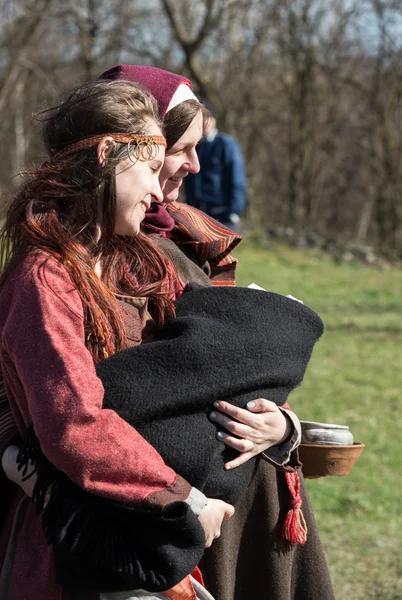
[162,187,180,205]
[114,223,141,237]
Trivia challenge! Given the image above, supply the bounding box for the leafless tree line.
[1,0,402,255]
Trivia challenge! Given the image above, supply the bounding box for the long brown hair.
[0,80,180,361]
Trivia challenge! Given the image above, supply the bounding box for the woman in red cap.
[98,65,335,600]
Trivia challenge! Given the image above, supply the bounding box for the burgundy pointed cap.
[99,64,194,118]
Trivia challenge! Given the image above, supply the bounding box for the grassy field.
[235,240,402,600]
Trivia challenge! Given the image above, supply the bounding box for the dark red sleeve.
[1,256,191,507]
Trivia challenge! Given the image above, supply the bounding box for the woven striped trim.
[0,379,7,399]
[55,133,166,158]
[167,201,242,284]
[0,372,18,443]
[0,401,18,445]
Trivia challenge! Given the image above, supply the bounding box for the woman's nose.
[187,149,200,174]
[152,180,164,204]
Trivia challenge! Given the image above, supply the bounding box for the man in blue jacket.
[185,102,247,231]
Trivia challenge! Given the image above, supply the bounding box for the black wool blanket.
[20,285,324,593]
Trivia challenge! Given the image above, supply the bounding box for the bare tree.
[160,0,226,101]
[1,0,402,255]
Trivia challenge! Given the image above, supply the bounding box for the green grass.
[235,240,402,600]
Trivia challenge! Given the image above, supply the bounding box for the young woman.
[98,66,334,600]
[100,65,301,473]
[0,78,235,600]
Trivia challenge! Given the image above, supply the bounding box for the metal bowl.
[300,420,354,445]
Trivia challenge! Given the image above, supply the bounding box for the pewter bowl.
[300,421,354,445]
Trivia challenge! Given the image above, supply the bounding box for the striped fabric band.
[55,133,167,158]
[0,370,18,446]
[167,201,243,286]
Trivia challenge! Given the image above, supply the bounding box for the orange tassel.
[282,471,308,544]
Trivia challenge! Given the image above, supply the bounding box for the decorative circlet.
[127,136,163,163]
[54,133,166,160]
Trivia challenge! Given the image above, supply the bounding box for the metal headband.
[55,133,166,161]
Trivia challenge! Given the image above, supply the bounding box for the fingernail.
[213,401,220,408]
[210,412,216,419]
[247,401,256,409]
[225,465,232,470]
[217,432,224,439]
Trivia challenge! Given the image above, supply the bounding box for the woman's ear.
[97,136,116,166]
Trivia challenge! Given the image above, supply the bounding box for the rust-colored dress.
[0,254,192,600]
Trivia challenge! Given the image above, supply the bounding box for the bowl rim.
[299,442,365,449]
[300,420,350,430]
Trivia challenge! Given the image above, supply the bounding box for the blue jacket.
[186,131,247,223]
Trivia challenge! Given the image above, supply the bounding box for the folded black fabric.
[21,285,324,592]
[46,481,204,592]
[99,285,324,504]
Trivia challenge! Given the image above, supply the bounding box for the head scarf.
[99,64,198,119]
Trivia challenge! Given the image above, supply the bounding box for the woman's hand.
[209,399,291,470]
[198,498,235,547]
